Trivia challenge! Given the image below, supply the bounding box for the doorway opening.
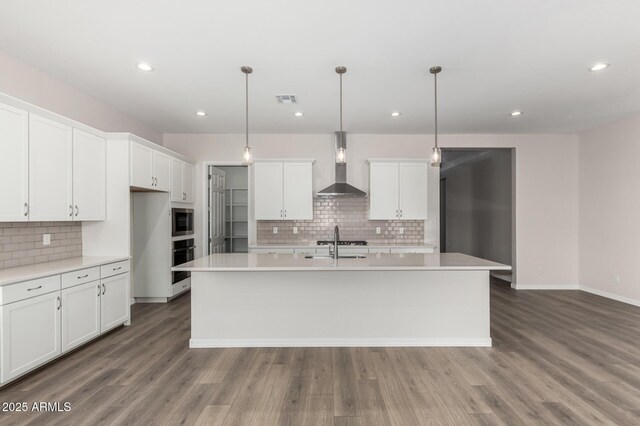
[207,165,248,254]
[440,149,515,283]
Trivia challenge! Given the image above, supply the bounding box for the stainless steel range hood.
[317,132,366,197]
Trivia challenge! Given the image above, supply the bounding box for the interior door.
[29,114,73,221]
[283,162,313,220]
[208,166,226,254]
[369,162,399,220]
[73,129,106,221]
[254,162,284,220]
[0,102,29,221]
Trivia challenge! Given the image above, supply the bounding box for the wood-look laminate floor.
[1,279,640,425]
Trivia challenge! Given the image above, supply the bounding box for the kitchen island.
[172,252,510,348]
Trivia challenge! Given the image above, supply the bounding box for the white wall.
[0,49,162,144]
[579,114,640,305]
[164,132,580,289]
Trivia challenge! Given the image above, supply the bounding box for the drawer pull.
[102,284,106,295]
[182,284,187,289]
[27,285,43,291]
[77,274,89,279]
[113,266,122,271]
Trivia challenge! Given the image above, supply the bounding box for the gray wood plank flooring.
[1,279,639,425]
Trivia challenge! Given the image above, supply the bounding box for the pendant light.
[335,66,347,164]
[430,66,442,167]
[241,66,253,165]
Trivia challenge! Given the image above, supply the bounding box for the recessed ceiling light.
[510,111,523,117]
[390,112,401,117]
[589,63,610,72]
[195,111,207,117]
[136,62,154,72]
[294,112,304,117]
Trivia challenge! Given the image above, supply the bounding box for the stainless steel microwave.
[172,208,194,236]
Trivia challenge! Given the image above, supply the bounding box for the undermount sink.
[304,254,367,259]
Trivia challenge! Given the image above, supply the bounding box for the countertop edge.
[0,256,131,286]
[174,266,511,272]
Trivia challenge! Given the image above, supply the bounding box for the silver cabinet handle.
[97,284,101,296]
[24,203,29,216]
[113,266,122,271]
[182,284,187,289]
[75,205,79,217]
[69,205,74,217]
[102,283,106,295]
[77,274,89,279]
[27,285,42,291]
[280,210,283,218]
[284,210,286,218]
[57,296,61,310]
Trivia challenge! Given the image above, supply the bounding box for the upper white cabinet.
[171,158,195,203]
[73,129,106,221]
[369,160,428,220]
[254,161,313,220]
[29,114,73,221]
[130,142,172,192]
[0,103,29,221]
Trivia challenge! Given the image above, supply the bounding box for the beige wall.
[579,114,640,305]
[0,50,162,144]
[164,132,580,289]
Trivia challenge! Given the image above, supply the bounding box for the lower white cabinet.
[1,291,61,383]
[100,273,130,332]
[61,281,100,352]
[0,261,130,385]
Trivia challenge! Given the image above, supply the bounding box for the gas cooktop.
[316,240,368,246]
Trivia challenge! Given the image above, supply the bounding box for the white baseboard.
[189,338,492,348]
[512,283,579,290]
[580,286,640,308]
[129,298,136,305]
[134,297,170,303]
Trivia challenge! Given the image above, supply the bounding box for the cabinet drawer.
[0,275,61,305]
[100,260,130,279]
[61,267,100,289]
[172,279,190,297]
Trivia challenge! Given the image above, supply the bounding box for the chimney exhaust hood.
[317,132,367,197]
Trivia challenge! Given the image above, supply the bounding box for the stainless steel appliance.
[172,208,194,236]
[172,238,195,284]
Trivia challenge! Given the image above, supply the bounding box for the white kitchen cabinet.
[61,280,100,352]
[73,129,106,221]
[254,161,313,220]
[369,160,428,220]
[0,103,29,222]
[130,142,154,189]
[100,273,130,332]
[1,291,61,383]
[171,159,195,203]
[29,114,73,221]
[153,150,172,192]
[130,142,172,192]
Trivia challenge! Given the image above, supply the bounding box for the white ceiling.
[1,0,640,135]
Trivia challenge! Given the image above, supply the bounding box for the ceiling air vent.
[275,94,297,104]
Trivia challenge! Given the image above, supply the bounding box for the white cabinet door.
[283,163,313,220]
[369,162,399,220]
[171,158,185,202]
[153,151,172,192]
[130,142,153,189]
[29,114,73,221]
[73,129,106,221]
[254,162,284,220]
[184,163,195,203]
[100,274,130,332]
[61,281,100,352]
[1,292,61,383]
[0,103,29,221]
[398,162,428,220]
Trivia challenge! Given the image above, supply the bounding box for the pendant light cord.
[339,72,343,136]
[245,71,249,149]
[434,71,438,149]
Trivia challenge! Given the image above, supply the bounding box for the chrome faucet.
[330,225,340,260]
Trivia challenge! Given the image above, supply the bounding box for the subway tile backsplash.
[0,222,83,270]
[257,197,424,245]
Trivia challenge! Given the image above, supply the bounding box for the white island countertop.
[173,252,510,272]
[0,256,130,286]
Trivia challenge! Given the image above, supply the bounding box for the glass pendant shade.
[430,146,442,167]
[242,146,253,165]
[336,147,347,164]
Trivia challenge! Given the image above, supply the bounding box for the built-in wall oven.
[172,238,195,284]
[172,208,194,236]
